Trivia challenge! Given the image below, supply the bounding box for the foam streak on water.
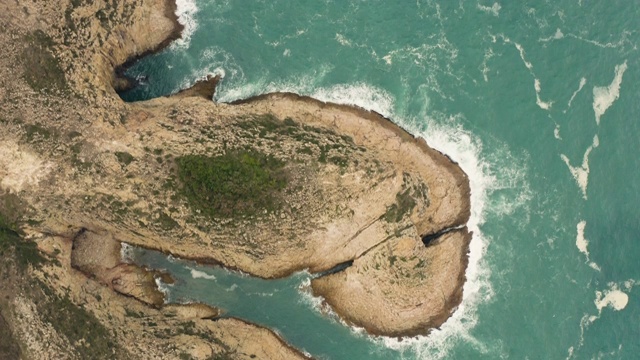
[188,267,217,280]
[560,134,599,200]
[575,221,601,271]
[477,2,502,17]
[501,36,553,110]
[567,77,587,109]
[593,61,628,125]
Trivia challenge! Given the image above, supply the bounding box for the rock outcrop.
[312,229,472,336]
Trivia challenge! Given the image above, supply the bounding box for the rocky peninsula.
[0,0,471,358]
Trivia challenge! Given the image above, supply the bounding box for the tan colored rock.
[69,228,166,307]
[312,228,472,336]
[163,303,221,319]
[70,229,121,275]
[106,264,166,307]
[209,318,310,360]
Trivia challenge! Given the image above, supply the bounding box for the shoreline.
[221,316,314,360]
[113,0,185,91]
[312,230,473,338]
[231,91,471,230]
[73,229,315,358]
[107,0,472,338]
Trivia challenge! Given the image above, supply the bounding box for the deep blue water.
[124,1,640,358]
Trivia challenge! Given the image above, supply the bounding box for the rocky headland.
[0,0,471,358]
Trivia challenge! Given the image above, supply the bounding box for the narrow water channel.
[130,247,407,359]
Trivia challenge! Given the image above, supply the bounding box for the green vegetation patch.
[115,151,135,166]
[0,210,45,272]
[32,280,128,359]
[24,123,54,142]
[383,188,417,223]
[22,30,68,93]
[156,212,179,230]
[176,150,288,218]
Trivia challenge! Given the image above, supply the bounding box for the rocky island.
[0,0,471,358]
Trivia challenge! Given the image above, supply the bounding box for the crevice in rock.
[421,225,464,247]
[313,260,354,279]
[312,224,416,279]
[357,224,414,259]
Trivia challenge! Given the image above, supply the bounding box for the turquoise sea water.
[121,1,640,359]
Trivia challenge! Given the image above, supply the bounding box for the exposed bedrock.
[312,228,472,337]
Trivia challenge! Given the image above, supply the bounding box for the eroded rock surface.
[312,229,472,336]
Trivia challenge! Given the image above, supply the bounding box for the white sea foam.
[593,61,628,125]
[155,277,172,303]
[567,77,587,109]
[560,135,599,200]
[215,64,333,103]
[218,75,395,119]
[539,28,564,43]
[296,276,324,315]
[567,31,632,50]
[477,2,501,16]
[335,33,352,47]
[480,47,495,82]
[595,285,628,312]
[575,221,589,256]
[188,267,217,280]
[504,38,553,110]
[623,279,637,291]
[311,83,395,117]
[567,313,593,359]
[575,221,601,271]
[176,46,240,93]
[513,42,533,71]
[554,124,562,140]
[568,281,631,358]
[172,0,199,49]
[225,283,238,292]
[534,78,552,110]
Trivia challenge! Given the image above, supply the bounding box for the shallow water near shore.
[124,0,640,359]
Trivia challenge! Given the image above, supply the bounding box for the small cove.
[130,246,407,359]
